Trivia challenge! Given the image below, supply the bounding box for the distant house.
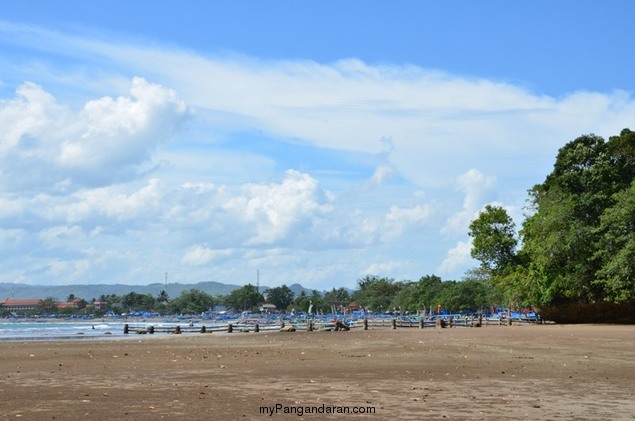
[260,303,277,313]
[344,301,361,314]
[0,298,43,311]
[91,301,108,310]
[56,299,82,309]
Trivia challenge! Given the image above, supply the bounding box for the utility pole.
[164,272,168,295]
[256,269,259,293]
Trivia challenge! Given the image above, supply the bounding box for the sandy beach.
[1,324,634,420]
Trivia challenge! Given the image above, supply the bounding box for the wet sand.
[1,324,634,420]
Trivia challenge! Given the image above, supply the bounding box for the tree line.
[13,272,501,317]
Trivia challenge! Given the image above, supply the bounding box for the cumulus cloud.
[437,240,474,276]
[0,77,187,192]
[65,178,164,223]
[60,77,186,169]
[442,169,496,237]
[224,170,334,245]
[381,204,432,241]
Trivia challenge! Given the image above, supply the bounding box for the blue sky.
[1,1,634,290]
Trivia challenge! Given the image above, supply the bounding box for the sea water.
[0,320,128,340]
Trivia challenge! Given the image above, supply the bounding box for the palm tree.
[157,290,170,303]
[38,297,58,313]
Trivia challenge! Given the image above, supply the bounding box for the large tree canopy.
[224,284,263,312]
[169,289,216,314]
[472,128,635,306]
[265,285,294,310]
[352,275,402,312]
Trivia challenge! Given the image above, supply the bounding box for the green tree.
[321,288,350,312]
[389,282,418,312]
[169,289,215,314]
[224,284,263,312]
[76,299,88,310]
[468,204,518,273]
[265,285,294,311]
[38,297,57,314]
[520,130,635,305]
[292,290,309,312]
[352,275,402,312]
[462,268,505,307]
[157,290,170,303]
[594,181,635,302]
[447,279,491,311]
[121,292,156,312]
[154,290,170,313]
[389,275,444,312]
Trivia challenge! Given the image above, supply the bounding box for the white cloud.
[45,178,164,224]
[437,240,474,276]
[0,77,187,192]
[224,170,334,245]
[363,260,409,278]
[0,228,23,248]
[60,77,186,169]
[6,23,634,184]
[381,204,432,241]
[38,225,85,246]
[0,197,23,218]
[181,246,234,266]
[370,165,396,186]
[442,169,496,237]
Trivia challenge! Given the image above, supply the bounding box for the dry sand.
[1,324,634,420]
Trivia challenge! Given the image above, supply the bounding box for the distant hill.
[0,281,314,301]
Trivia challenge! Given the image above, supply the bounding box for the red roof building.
[0,298,43,311]
[56,299,82,309]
